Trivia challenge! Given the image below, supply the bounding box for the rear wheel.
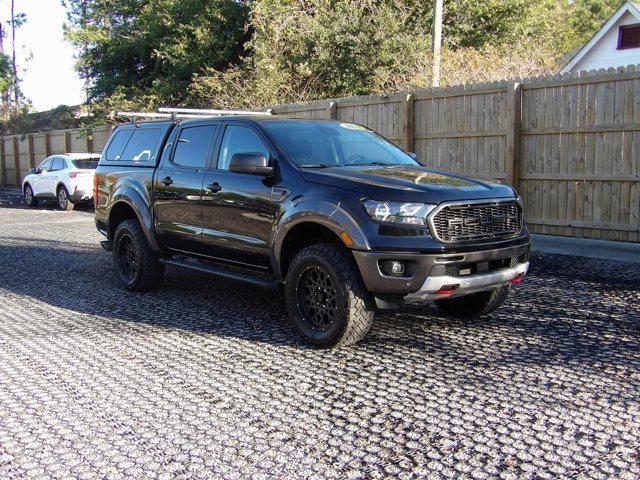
[435,285,511,319]
[57,186,74,211]
[285,243,374,348]
[24,184,37,207]
[112,219,164,291]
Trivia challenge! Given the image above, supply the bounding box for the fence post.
[0,138,5,186]
[86,131,93,153]
[64,131,72,153]
[13,137,20,187]
[327,101,337,120]
[403,94,415,153]
[27,134,35,169]
[505,82,522,191]
[44,132,51,157]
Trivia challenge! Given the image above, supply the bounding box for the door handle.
[161,176,173,186]
[207,182,222,193]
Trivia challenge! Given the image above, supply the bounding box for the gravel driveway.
[0,188,638,479]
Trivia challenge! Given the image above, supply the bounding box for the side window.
[120,128,162,162]
[172,125,217,169]
[217,126,270,170]
[39,158,52,172]
[51,158,65,171]
[105,130,133,161]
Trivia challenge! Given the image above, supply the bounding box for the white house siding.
[570,11,640,72]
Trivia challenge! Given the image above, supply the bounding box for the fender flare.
[270,199,369,277]
[106,180,162,252]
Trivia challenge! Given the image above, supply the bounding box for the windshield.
[71,159,99,169]
[262,121,419,168]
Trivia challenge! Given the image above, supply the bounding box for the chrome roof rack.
[115,107,272,121]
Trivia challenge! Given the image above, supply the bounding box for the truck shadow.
[0,239,638,377]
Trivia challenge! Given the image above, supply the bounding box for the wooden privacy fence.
[1,66,639,242]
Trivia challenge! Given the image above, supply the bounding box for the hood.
[300,165,515,202]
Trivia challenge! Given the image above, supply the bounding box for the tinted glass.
[262,121,418,167]
[120,128,162,162]
[52,158,66,171]
[71,159,99,169]
[39,158,52,171]
[217,126,269,170]
[172,125,217,168]
[105,129,133,161]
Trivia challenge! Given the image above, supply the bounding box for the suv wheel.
[435,285,511,319]
[24,184,37,207]
[112,219,164,291]
[57,186,74,211]
[285,243,374,348]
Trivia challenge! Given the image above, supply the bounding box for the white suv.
[22,153,100,210]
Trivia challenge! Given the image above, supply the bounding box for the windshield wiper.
[300,163,338,169]
[345,161,394,167]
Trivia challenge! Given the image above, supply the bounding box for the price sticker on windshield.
[339,123,367,131]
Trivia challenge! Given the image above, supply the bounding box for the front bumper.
[351,240,530,304]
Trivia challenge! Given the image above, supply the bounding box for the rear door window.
[172,125,217,169]
[105,130,134,161]
[120,128,162,162]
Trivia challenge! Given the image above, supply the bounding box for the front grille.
[430,200,522,243]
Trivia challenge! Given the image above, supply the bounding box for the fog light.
[381,260,405,276]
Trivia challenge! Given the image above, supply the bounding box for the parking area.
[0,188,638,479]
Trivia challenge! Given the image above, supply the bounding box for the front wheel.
[112,219,164,291]
[57,186,74,211]
[285,243,374,348]
[435,285,511,319]
[24,184,38,208]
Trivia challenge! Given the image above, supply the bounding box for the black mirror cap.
[29,168,38,175]
[229,152,274,176]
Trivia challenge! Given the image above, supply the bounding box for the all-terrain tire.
[112,219,165,291]
[23,184,38,207]
[435,285,511,319]
[285,243,374,348]
[57,185,75,211]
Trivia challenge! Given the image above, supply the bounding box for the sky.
[1,0,85,112]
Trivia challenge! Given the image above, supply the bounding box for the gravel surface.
[0,188,638,479]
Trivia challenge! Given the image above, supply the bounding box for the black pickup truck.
[94,115,530,348]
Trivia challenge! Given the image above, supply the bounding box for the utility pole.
[10,0,18,113]
[431,0,443,88]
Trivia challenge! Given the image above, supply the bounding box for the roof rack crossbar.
[116,111,173,119]
[158,107,272,116]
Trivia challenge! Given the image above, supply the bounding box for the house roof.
[562,1,640,72]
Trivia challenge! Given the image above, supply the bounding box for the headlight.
[363,200,436,226]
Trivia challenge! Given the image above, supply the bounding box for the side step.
[159,257,280,289]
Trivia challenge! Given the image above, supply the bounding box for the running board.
[160,257,280,289]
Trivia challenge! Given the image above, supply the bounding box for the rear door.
[154,122,220,254]
[46,157,66,195]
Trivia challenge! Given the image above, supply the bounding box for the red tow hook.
[436,284,459,295]
[511,274,524,284]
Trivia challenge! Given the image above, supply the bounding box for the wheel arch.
[106,185,161,252]
[271,200,369,279]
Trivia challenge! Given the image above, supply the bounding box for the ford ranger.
[94,114,530,348]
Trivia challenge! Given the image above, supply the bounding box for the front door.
[32,157,53,196]
[200,124,278,269]
[154,123,219,254]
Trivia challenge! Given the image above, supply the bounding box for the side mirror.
[29,168,38,175]
[229,153,274,176]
